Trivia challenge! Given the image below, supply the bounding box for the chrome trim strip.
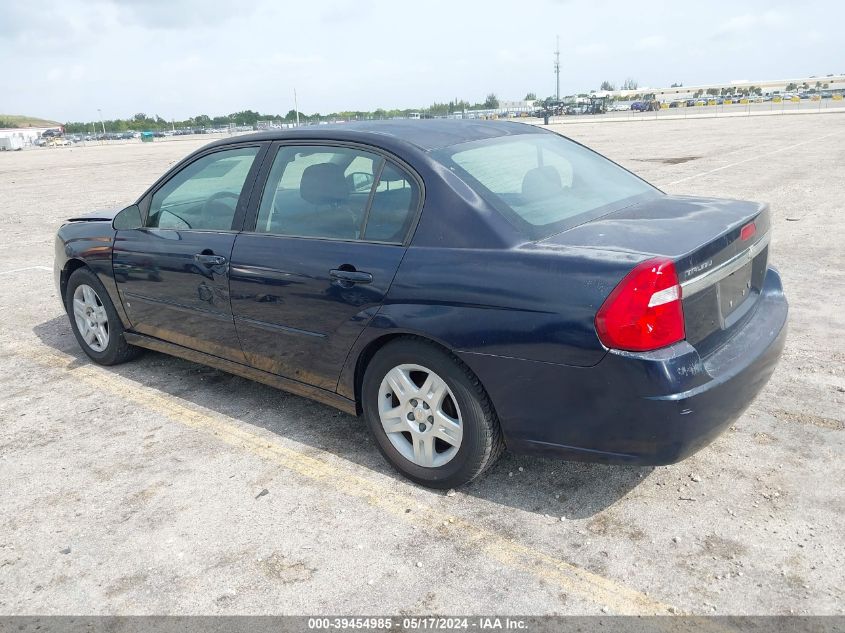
[681,232,770,298]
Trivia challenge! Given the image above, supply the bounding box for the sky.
[1,0,842,122]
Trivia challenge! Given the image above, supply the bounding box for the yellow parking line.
[12,342,673,615]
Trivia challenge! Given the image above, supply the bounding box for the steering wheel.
[157,208,192,229]
[202,191,240,216]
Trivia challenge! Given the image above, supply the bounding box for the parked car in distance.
[54,120,788,488]
[632,100,660,112]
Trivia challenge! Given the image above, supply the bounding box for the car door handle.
[330,269,373,285]
[194,253,227,265]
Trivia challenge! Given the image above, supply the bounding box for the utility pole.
[97,108,105,135]
[554,35,561,101]
[294,88,300,127]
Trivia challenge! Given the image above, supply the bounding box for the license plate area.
[717,261,753,325]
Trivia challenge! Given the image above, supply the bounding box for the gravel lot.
[0,114,843,616]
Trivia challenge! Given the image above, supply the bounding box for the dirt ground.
[0,114,843,616]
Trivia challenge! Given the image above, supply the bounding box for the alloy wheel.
[72,284,110,352]
[378,363,463,468]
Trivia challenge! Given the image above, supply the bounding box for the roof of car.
[209,119,546,153]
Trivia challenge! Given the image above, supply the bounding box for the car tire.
[65,267,141,366]
[362,338,504,488]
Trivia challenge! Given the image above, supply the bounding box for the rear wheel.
[362,339,503,488]
[65,267,141,366]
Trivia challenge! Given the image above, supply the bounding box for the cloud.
[320,0,373,25]
[2,0,842,122]
[45,64,87,82]
[110,0,255,29]
[495,47,545,65]
[712,10,788,40]
[0,2,106,50]
[634,35,666,51]
[268,53,324,67]
[574,42,609,57]
[164,54,202,72]
[0,4,27,38]
[805,29,824,44]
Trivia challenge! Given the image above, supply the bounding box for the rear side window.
[363,162,418,242]
[433,134,658,240]
[255,145,419,243]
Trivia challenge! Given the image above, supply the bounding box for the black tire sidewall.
[362,340,494,488]
[65,268,127,365]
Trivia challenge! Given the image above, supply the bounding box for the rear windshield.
[432,133,660,240]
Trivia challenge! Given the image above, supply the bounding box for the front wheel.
[65,267,141,366]
[362,339,504,488]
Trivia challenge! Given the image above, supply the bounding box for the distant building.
[498,100,536,112]
[600,75,845,100]
[449,100,536,119]
[0,127,55,149]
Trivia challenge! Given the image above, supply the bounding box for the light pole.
[97,109,105,135]
[294,88,300,127]
[554,35,560,101]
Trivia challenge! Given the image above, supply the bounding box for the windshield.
[433,132,660,240]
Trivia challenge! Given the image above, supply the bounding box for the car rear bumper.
[458,267,788,465]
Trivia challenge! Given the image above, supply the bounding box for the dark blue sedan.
[54,120,788,488]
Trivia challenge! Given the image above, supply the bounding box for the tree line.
[61,94,505,133]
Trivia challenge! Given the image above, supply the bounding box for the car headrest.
[522,166,563,201]
[300,163,349,206]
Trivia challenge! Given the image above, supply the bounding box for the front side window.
[255,145,418,243]
[147,147,259,231]
[433,134,659,240]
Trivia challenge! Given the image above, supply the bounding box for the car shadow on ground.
[33,316,652,520]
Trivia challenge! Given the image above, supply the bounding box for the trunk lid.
[542,195,771,357]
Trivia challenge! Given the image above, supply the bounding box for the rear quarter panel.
[348,242,647,366]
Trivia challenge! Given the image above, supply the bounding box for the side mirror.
[347,172,374,193]
[113,204,142,230]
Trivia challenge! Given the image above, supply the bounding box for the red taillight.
[595,258,685,352]
[740,221,756,241]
